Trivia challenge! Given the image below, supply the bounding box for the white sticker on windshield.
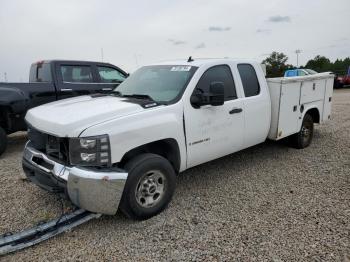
[170,66,192,72]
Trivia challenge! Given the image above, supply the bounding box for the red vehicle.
[334,67,350,88]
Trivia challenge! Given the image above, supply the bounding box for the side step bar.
[0,209,101,256]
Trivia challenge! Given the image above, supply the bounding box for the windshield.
[114,65,198,103]
[305,69,317,74]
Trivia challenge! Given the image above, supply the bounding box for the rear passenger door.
[184,64,245,168]
[237,63,271,148]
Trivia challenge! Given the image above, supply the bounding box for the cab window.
[60,65,93,83]
[29,63,52,82]
[298,70,307,76]
[97,66,126,83]
[195,65,237,101]
[237,64,260,97]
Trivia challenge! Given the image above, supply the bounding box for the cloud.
[168,39,187,45]
[267,15,291,23]
[256,29,271,34]
[208,26,231,32]
[195,43,206,49]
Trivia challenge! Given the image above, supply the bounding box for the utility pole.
[101,48,104,62]
[295,49,302,67]
[134,54,139,68]
[4,72,7,82]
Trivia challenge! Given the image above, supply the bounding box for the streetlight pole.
[295,49,302,67]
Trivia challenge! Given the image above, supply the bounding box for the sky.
[0,0,349,82]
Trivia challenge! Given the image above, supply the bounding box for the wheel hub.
[302,126,310,137]
[136,170,165,208]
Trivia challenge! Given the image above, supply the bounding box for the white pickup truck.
[22,58,334,220]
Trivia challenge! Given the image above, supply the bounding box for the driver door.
[184,64,245,168]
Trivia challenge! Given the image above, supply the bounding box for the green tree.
[262,52,293,77]
[304,55,332,72]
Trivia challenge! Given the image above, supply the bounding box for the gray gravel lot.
[1,89,349,261]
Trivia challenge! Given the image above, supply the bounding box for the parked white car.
[23,58,334,219]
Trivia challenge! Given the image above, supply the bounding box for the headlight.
[69,135,111,166]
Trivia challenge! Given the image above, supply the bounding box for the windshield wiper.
[111,90,123,97]
[122,94,154,101]
[112,92,163,104]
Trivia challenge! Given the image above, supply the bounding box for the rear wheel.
[0,127,7,156]
[290,113,314,149]
[119,153,176,220]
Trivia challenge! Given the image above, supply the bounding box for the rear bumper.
[22,144,128,215]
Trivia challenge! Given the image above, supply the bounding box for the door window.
[237,64,260,97]
[60,65,93,83]
[97,66,126,83]
[298,70,307,76]
[195,65,237,101]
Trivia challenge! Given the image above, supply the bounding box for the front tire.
[0,127,7,156]
[290,113,314,149]
[119,153,176,220]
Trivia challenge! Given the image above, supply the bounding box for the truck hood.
[25,95,145,137]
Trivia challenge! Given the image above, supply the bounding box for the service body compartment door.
[300,79,326,104]
[277,82,301,138]
[322,78,333,122]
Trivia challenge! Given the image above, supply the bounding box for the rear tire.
[119,153,176,220]
[0,127,7,156]
[290,113,314,149]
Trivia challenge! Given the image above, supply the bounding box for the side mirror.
[209,82,225,106]
[190,89,203,108]
[190,82,225,108]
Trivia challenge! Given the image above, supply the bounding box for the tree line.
[262,51,350,77]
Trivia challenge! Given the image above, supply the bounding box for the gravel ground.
[0,89,349,261]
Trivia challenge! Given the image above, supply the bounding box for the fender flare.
[0,86,29,114]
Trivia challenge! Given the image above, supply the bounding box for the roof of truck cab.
[151,58,259,67]
[32,60,118,67]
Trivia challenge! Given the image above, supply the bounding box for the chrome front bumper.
[22,144,128,215]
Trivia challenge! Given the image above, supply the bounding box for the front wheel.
[119,153,176,220]
[0,127,7,156]
[290,113,314,149]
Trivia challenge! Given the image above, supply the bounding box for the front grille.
[27,127,69,165]
[27,127,47,151]
[46,135,69,164]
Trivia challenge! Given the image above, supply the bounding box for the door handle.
[60,88,73,92]
[102,88,113,91]
[229,108,243,114]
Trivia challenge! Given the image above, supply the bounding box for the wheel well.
[119,139,181,173]
[0,106,10,131]
[305,108,320,123]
